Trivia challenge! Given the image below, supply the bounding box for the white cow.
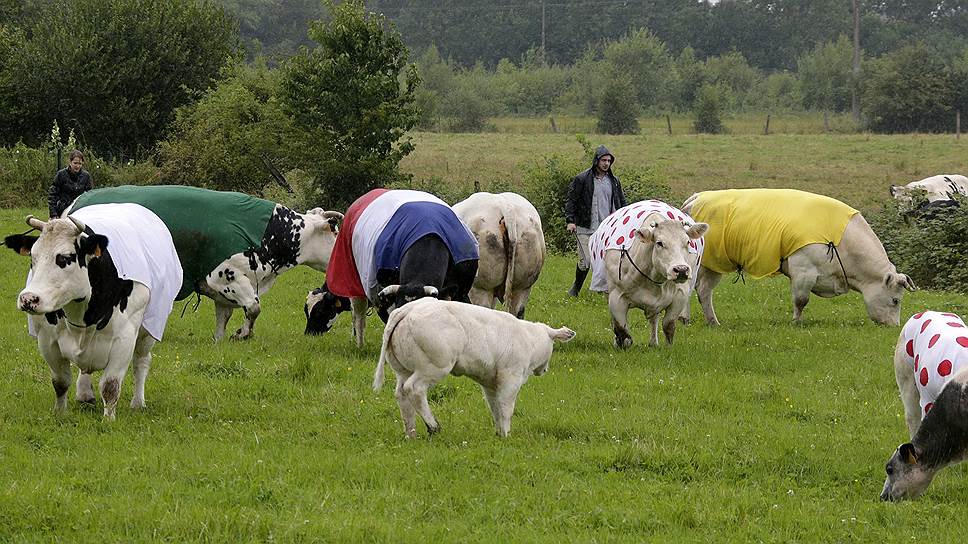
[5,207,181,420]
[452,192,546,318]
[683,189,916,326]
[882,311,968,501]
[590,201,707,347]
[372,297,575,438]
[890,174,968,211]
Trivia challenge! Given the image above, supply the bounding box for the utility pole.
[851,0,861,123]
[541,0,546,65]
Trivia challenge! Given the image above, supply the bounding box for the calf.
[5,205,181,419]
[452,192,546,318]
[67,185,342,340]
[304,189,478,347]
[372,298,575,438]
[880,311,968,501]
[589,200,707,348]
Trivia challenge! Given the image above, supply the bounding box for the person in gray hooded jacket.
[564,145,627,296]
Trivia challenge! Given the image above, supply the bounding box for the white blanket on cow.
[588,200,705,293]
[27,203,182,341]
[899,311,968,417]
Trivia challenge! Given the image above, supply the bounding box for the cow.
[588,200,707,348]
[4,204,182,420]
[682,189,916,326]
[890,174,968,213]
[881,311,968,500]
[452,192,546,318]
[372,297,575,438]
[304,189,478,347]
[65,185,343,340]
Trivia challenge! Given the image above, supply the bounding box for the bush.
[868,196,968,292]
[862,43,954,133]
[693,84,726,134]
[520,135,672,254]
[596,77,641,135]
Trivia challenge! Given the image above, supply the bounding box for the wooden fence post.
[666,114,672,135]
[764,114,771,135]
[549,116,558,133]
[957,110,961,140]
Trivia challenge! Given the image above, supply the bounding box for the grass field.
[2,128,968,541]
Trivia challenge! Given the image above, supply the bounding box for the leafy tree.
[798,36,854,113]
[157,61,295,196]
[596,76,640,135]
[703,51,761,111]
[693,84,725,134]
[281,0,419,209]
[602,28,677,111]
[862,43,954,132]
[674,46,705,112]
[0,0,240,159]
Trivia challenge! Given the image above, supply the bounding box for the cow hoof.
[678,317,691,325]
[426,424,441,435]
[76,395,96,405]
[231,330,252,341]
[613,337,633,349]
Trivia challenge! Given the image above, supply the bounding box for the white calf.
[372,298,575,438]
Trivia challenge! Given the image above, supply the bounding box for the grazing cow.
[890,174,968,212]
[882,311,968,500]
[588,200,707,347]
[5,205,181,419]
[372,297,575,438]
[452,192,546,318]
[304,189,478,347]
[67,185,342,340]
[682,189,916,325]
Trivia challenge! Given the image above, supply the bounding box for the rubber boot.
[567,265,589,297]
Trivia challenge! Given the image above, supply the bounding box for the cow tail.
[373,304,407,391]
[501,199,518,307]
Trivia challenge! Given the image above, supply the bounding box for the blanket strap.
[620,248,665,285]
[732,266,746,284]
[825,241,849,287]
[180,292,203,318]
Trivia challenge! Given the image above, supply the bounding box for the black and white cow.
[5,209,181,420]
[304,189,478,347]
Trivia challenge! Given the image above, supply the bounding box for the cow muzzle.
[18,291,41,313]
[672,265,691,283]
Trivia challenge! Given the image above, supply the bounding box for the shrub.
[862,43,954,133]
[693,84,725,134]
[596,77,641,135]
[868,196,968,292]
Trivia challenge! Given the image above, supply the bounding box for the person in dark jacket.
[48,149,93,218]
[564,144,627,296]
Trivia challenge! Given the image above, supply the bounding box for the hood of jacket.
[591,145,615,174]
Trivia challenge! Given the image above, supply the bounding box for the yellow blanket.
[689,189,859,278]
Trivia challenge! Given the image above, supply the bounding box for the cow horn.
[67,215,86,233]
[423,286,439,297]
[379,285,400,298]
[322,211,344,221]
[25,215,46,230]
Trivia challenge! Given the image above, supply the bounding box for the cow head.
[880,443,935,501]
[378,284,440,314]
[890,185,930,214]
[298,209,343,273]
[634,219,708,283]
[9,215,107,314]
[863,272,917,326]
[304,283,351,335]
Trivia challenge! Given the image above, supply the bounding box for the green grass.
[2,137,968,541]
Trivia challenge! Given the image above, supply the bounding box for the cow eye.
[886,464,894,475]
[55,253,76,267]
[892,297,900,306]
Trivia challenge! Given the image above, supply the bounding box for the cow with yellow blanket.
[682,189,916,325]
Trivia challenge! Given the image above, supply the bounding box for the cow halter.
[619,247,665,285]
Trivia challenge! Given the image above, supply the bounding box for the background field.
[2,129,968,542]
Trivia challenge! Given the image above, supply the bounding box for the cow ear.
[899,274,917,291]
[899,443,920,465]
[686,222,708,238]
[636,226,655,243]
[79,233,108,257]
[889,186,899,197]
[4,234,38,255]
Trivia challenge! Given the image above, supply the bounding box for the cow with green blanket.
[69,185,343,340]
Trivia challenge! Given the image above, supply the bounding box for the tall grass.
[1,202,967,541]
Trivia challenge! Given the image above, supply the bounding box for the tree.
[281,0,419,209]
[0,0,240,159]
[693,84,725,134]
[596,76,640,135]
[798,36,854,113]
[862,43,954,133]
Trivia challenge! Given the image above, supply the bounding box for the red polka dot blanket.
[588,200,705,293]
[899,311,968,417]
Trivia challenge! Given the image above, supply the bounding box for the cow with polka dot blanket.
[589,200,707,348]
[882,310,968,501]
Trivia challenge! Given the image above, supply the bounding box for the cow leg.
[608,290,633,349]
[393,370,418,439]
[696,266,722,326]
[648,312,661,347]
[661,311,678,345]
[213,302,234,341]
[233,299,261,340]
[893,341,921,439]
[76,372,96,404]
[505,289,531,319]
[351,297,368,348]
[130,332,156,410]
[46,355,71,414]
[469,286,496,310]
[789,272,818,322]
[492,380,524,437]
[404,373,443,436]
[99,333,140,421]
